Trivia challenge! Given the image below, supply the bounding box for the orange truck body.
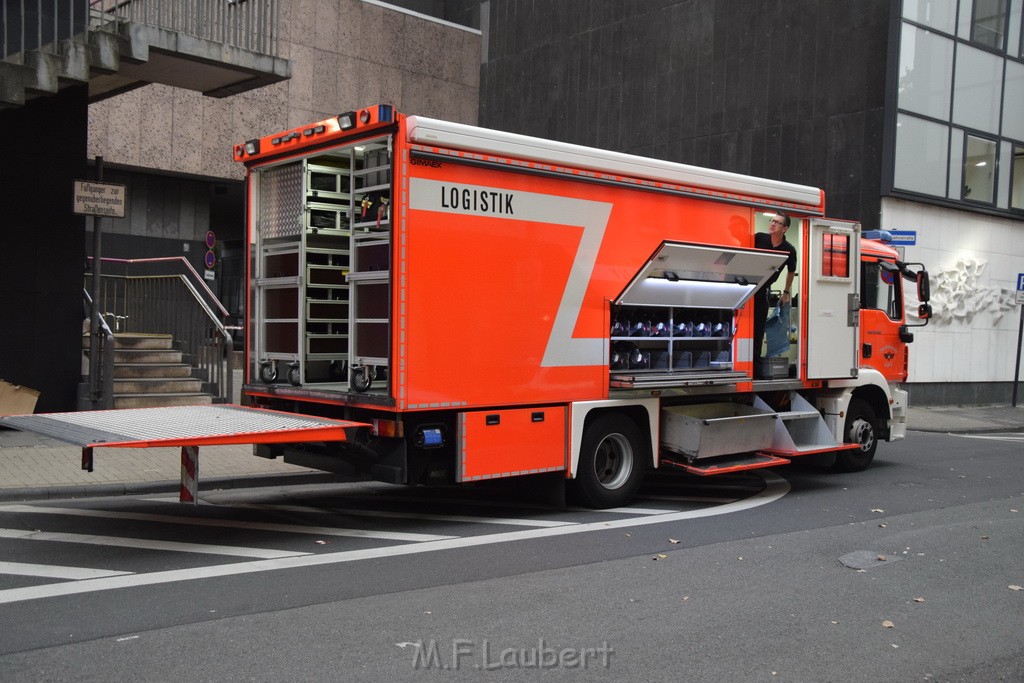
[234,105,926,506]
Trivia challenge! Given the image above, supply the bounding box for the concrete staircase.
[2,6,289,109]
[86,333,214,408]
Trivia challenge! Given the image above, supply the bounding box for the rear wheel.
[834,398,878,472]
[568,413,646,508]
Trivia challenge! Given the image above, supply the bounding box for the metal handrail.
[88,256,230,318]
[4,1,281,63]
[88,0,281,56]
[2,0,88,62]
[82,288,116,409]
[85,256,236,404]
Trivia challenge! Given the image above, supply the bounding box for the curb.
[0,471,351,503]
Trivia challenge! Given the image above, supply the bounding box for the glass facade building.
[891,0,1024,213]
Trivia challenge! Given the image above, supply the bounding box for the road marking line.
[0,504,456,543]
[0,472,789,605]
[948,434,1024,442]
[144,499,577,528]
[0,560,132,580]
[0,527,308,559]
[589,506,684,515]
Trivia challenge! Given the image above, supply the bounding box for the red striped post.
[180,445,199,503]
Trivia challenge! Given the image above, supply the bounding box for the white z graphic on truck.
[409,177,612,367]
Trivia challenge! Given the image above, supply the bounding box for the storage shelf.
[256,144,392,389]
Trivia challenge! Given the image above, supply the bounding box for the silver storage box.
[661,403,776,460]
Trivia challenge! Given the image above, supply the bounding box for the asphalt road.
[0,429,1021,682]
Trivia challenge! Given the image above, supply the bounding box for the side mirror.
[918,303,932,320]
[917,271,930,302]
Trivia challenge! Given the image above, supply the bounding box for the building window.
[972,0,1008,49]
[898,25,954,119]
[894,114,950,196]
[952,44,1003,134]
[1004,60,1024,141]
[903,0,958,33]
[1012,145,1024,210]
[963,134,998,203]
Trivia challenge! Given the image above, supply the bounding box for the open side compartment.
[610,241,787,390]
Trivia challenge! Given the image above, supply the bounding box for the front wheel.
[567,413,647,508]
[834,398,878,472]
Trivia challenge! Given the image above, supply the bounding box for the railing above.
[89,256,231,320]
[89,0,281,57]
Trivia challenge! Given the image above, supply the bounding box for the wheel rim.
[849,418,875,452]
[593,433,633,489]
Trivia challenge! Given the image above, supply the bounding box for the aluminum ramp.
[0,405,369,503]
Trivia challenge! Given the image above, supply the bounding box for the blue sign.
[887,230,917,245]
[1017,273,1024,291]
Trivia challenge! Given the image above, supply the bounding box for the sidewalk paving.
[1,404,1022,502]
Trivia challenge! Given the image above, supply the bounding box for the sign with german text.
[73,181,127,218]
[887,230,916,245]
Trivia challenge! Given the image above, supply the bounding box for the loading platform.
[0,405,368,503]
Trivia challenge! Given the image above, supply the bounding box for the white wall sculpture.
[924,257,1019,326]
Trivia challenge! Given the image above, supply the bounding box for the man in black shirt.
[754,212,797,378]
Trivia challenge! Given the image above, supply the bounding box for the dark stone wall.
[0,86,89,413]
[476,0,891,227]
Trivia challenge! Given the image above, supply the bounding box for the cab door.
[806,219,860,379]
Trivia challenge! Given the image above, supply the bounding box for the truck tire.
[834,398,878,472]
[568,413,646,508]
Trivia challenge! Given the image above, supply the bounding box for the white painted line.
[949,434,1024,441]
[0,560,132,580]
[0,473,790,605]
[145,499,577,528]
[588,506,680,515]
[0,504,456,543]
[0,527,308,559]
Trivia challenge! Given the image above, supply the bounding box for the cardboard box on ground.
[0,380,40,416]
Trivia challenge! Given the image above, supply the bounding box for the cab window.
[861,260,902,321]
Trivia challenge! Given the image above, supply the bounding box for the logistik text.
[439,185,515,215]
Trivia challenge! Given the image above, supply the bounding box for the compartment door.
[806,219,860,379]
[614,241,787,308]
[457,407,567,482]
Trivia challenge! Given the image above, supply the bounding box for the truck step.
[661,452,791,476]
[763,443,861,457]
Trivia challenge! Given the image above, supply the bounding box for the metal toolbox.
[760,356,788,379]
[660,403,776,460]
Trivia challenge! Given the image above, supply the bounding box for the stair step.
[661,452,791,476]
[114,349,183,364]
[114,333,174,350]
[763,443,860,456]
[113,363,192,378]
[113,378,204,394]
[83,333,174,350]
[113,393,214,409]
